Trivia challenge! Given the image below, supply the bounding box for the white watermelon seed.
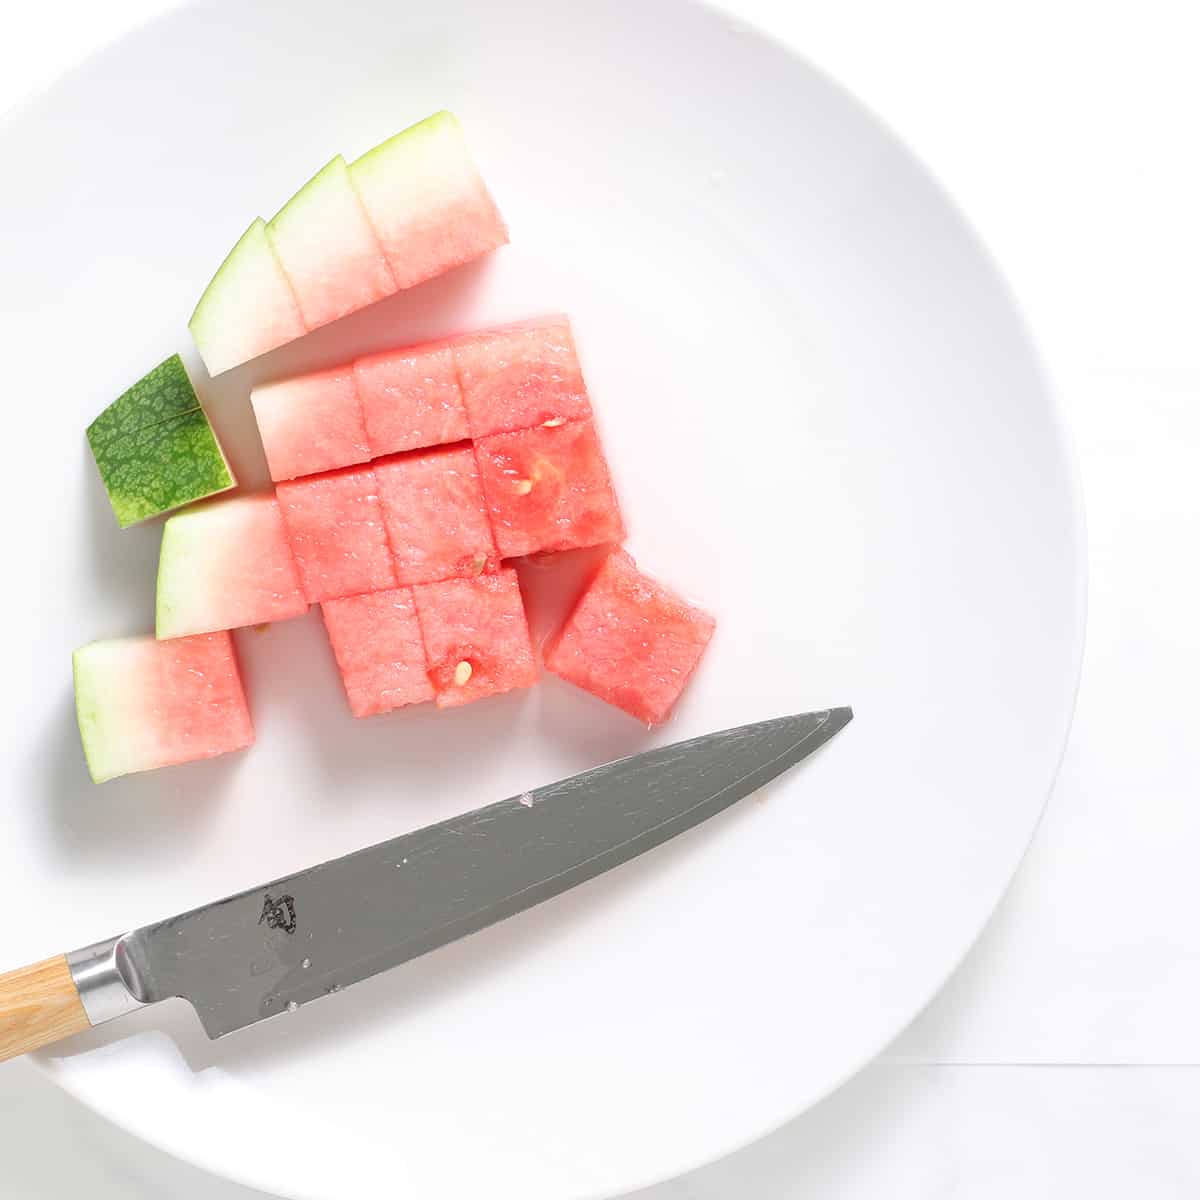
[453,660,473,686]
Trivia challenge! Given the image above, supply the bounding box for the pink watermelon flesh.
[354,341,470,457]
[322,588,434,717]
[276,466,397,603]
[453,317,592,439]
[251,365,371,482]
[156,495,309,639]
[349,112,508,290]
[412,568,537,708]
[545,550,714,726]
[266,156,397,331]
[473,418,624,559]
[74,632,254,782]
[374,446,498,586]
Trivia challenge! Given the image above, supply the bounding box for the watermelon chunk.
[412,568,537,708]
[251,365,371,482]
[188,114,505,376]
[454,316,592,438]
[188,218,306,377]
[354,341,470,457]
[87,354,235,527]
[349,111,508,289]
[322,588,434,717]
[73,632,254,783]
[545,550,715,725]
[265,155,396,330]
[473,419,624,558]
[375,446,498,586]
[277,465,397,603]
[157,495,308,638]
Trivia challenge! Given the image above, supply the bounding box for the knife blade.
[0,708,851,1059]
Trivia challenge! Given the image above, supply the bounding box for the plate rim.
[20,0,1089,1193]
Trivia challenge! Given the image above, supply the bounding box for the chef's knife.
[0,708,851,1061]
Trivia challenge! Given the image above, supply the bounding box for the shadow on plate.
[35,690,242,868]
[79,442,161,634]
[232,609,535,813]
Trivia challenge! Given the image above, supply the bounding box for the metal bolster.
[66,935,148,1027]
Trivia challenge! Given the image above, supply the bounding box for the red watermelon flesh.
[375,446,498,586]
[453,316,592,439]
[73,632,254,783]
[473,418,624,558]
[412,568,537,708]
[354,341,470,457]
[322,588,434,717]
[251,365,371,482]
[544,550,715,726]
[276,465,397,603]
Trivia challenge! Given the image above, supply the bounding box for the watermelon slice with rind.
[188,113,506,376]
[265,155,395,330]
[545,549,715,726]
[251,365,371,482]
[188,218,306,377]
[156,495,308,638]
[349,111,507,289]
[322,587,434,717]
[73,632,254,783]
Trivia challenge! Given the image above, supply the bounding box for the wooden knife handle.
[0,955,90,1063]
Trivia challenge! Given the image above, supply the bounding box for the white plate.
[0,1,1084,1196]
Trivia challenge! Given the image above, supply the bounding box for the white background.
[2,0,1197,1195]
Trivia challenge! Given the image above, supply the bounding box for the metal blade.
[118,708,852,1038]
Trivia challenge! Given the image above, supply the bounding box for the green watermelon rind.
[155,506,205,639]
[72,642,124,784]
[188,218,305,375]
[266,155,353,243]
[86,355,236,528]
[86,354,198,447]
[348,111,461,190]
[98,409,236,528]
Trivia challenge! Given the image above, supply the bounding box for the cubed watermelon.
[453,316,592,438]
[86,354,235,527]
[156,495,308,639]
[349,111,507,289]
[544,550,715,726]
[322,588,434,717]
[354,341,470,457]
[412,568,537,708]
[188,218,307,378]
[375,446,498,586]
[473,419,624,558]
[73,632,254,783]
[265,156,396,330]
[276,465,397,603]
[251,364,371,482]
